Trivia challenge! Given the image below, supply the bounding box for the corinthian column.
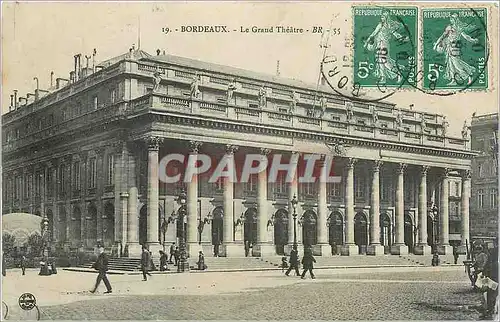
[187,141,202,257]
[146,136,163,251]
[460,170,471,253]
[368,160,384,256]
[438,168,453,255]
[415,166,432,255]
[316,155,330,256]
[254,148,274,257]
[391,163,408,255]
[341,158,358,256]
[221,144,240,257]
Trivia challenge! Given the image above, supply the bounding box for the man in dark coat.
[482,239,498,319]
[159,250,168,271]
[141,245,152,281]
[169,243,175,264]
[20,255,27,275]
[285,246,300,276]
[174,247,180,266]
[90,248,112,294]
[301,248,316,279]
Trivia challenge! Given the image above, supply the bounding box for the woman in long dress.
[433,13,478,86]
[364,12,409,84]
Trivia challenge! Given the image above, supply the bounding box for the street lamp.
[39,214,51,276]
[177,189,189,273]
[431,204,440,266]
[291,194,298,249]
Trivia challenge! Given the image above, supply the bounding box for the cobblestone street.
[2,266,488,320]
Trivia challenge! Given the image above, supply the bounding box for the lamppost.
[291,194,298,248]
[177,189,189,273]
[39,214,51,276]
[431,204,440,266]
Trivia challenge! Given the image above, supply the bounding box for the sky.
[2,1,498,137]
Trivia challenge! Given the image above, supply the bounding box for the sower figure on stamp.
[301,247,316,279]
[90,248,112,294]
[363,11,408,84]
[285,245,300,277]
[141,245,152,281]
[433,13,478,86]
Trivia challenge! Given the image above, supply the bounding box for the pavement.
[1,266,493,320]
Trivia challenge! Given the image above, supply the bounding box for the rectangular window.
[35,173,41,196]
[110,90,116,104]
[301,182,317,197]
[355,174,365,198]
[107,154,114,185]
[212,177,224,192]
[244,174,257,193]
[248,103,259,109]
[93,96,98,110]
[59,165,66,197]
[26,174,32,199]
[478,163,483,178]
[274,173,288,195]
[73,162,81,190]
[455,182,460,197]
[328,182,342,198]
[47,169,54,197]
[332,116,341,121]
[88,158,97,189]
[490,189,497,209]
[478,189,484,208]
[380,123,388,128]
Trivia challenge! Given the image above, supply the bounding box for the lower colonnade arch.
[328,211,344,255]
[71,205,82,247]
[273,209,288,255]
[354,212,368,255]
[301,210,317,248]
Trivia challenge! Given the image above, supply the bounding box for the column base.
[390,244,409,255]
[340,244,359,256]
[414,244,433,255]
[252,243,276,257]
[126,243,143,257]
[313,244,332,256]
[437,244,454,255]
[366,244,385,256]
[187,243,204,258]
[220,243,244,257]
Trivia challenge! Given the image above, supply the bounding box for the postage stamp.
[422,8,488,90]
[353,6,418,89]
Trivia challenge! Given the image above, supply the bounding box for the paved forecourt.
[2,266,486,320]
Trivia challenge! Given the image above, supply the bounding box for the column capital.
[461,169,472,179]
[372,160,383,172]
[442,168,451,178]
[146,136,164,151]
[95,146,106,156]
[421,165,430,176]
[397,163,407,174]
[346,158,357,169]
[226,145,239,155]
[260,148,271,156]
[189,141,203,153]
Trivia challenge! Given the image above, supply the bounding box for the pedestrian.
[197,251,207,270]
[149,250,156,271]
[285,245,300,277]
[20,255,27,275]
[300,248,316,279]
[159,250,168,271]
[169,243,175,264]
[481,238,499,319]
[214,242,220,257]
[281,257,289,272]
[90,248,112,294]
[244,241,250,257]
[141,245,152,281]
[453,246,459,264]
[2,253,6,277]
[174,247,180,266]
[473,245,489,286]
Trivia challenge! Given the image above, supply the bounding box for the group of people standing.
[471,239,498,320]
[283,245,317,279]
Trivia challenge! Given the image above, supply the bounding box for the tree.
[27,232,44,257]
[2,233,15,256]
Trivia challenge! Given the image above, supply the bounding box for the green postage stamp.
[422,8,488,90]
[353,6,418,88]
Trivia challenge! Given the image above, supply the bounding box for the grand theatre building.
[2,48,475,258]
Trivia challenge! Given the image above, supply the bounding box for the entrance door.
[328,212,343,255]
[211,207,223,245]
[404,214,414,253]
[354,212,368,254]
[244,208,257,246]
[380,214,391,254]
[273,209,288,255]
[302,210,317,248]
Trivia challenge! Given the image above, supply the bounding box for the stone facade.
[470,113,498,241]
[2,49,475,257]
